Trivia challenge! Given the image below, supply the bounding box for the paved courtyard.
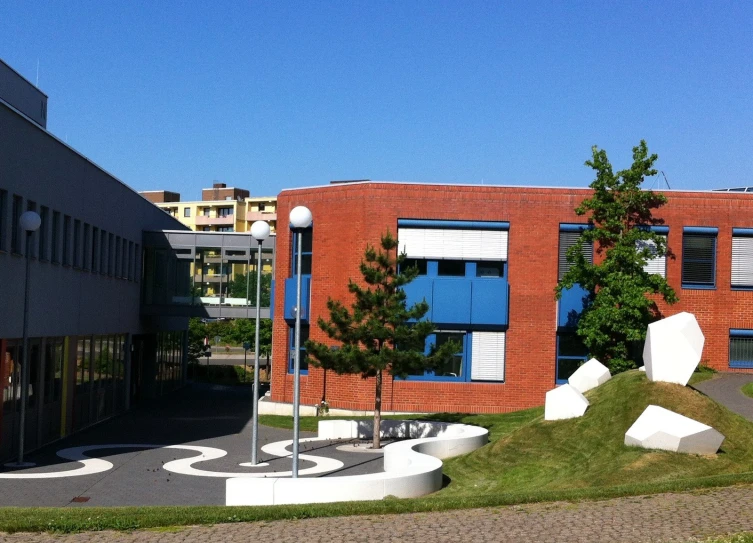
[0,383,385,507]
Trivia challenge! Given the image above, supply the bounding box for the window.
[39,206,49,260]
[475,261,504,278]
[408,331,468,381]
[397,222,509,261]
[123,239,129,279]
[258,203,266,212]
[134,244,141,282]
[731,229,753,288]
[682,227,717,289]
[92,228,99,273]
[115,237,121,277]
[26,201,37,258]
[730,330,753,369]
[108,233,114,275]
[0,189,6,251]
[558,227,593,280]
[203,208,210,217]
[401,258,428,275]
[184,207,191,217]
[556,332,588,383]
[11,195,22,253]
[218,207,233,217]
[217,226,233,232]
[288,325,309,374]
[470,331,506,381]
[100,230,108,273]
[292,228,313,275]
[437,260,466,276]
[62,215,71,265]
[51,211,60,263]
[73,219,81,267]
[83,224,90,270]
[127,241,134,280]
[638,226,668,278]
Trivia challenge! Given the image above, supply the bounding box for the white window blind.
[471,332,505,381]
[398,228,508,261]
[639,236,667,278]
[732,236,753,287]
[558,231,593,281]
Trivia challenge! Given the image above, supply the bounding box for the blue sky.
[1,2,751,197]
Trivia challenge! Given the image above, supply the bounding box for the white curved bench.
[226,419,488,506]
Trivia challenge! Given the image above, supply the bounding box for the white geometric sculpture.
[544,384,589,421]
[625,405,724,455]
[568,358,611,394]
[643,312,705,386]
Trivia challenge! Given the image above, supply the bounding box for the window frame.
[287,325,309,375]
[405,330,469,382]
[681,227,718,290]
[730,329,753,369]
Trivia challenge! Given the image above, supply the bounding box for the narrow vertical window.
[115,237,121,278]
[39,206,49,260]
[0,190,7,251]
[51,211,60,263]
[100,230,107,273]
[92,227,99,273]
[73,219,81,268]
[62,215,71,265]
[11,195,22,254]
[83,224,91,270]
[108,233,114,276]
[26,201,37,258]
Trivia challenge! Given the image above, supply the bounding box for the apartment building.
[271,181,753,415]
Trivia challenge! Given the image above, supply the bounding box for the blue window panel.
[733,228,753,236]
[556,333,588,384]
[471,279,509,327]
[558,284,592,328]
[432,279,472,326]
[284,276,311,323]
[402,276,433,320]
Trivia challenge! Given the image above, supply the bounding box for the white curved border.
[226,419,488,505]
[0,442,343,479]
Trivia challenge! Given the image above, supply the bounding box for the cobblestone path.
[3,484,753,542]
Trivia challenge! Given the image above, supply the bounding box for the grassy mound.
[438,370,753,497]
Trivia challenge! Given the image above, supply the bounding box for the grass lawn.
[742,382,753,399]
[3,368,753,534]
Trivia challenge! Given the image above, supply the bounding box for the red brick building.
[271,181,753,414]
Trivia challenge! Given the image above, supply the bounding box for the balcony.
[195,215,234,226]
[246,211,277,222]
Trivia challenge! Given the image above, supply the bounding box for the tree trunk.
[373,368,382,449]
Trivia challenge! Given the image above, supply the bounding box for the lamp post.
[249,220,270,466]
[289,206,312,478]
[7,211,41,468]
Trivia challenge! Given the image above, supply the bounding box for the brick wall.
[271,183,753,413]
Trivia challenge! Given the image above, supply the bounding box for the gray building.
[0,58,189,461]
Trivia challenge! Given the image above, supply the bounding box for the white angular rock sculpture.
[643,312,705,386]
[625,405,724,455]
[544,384,589,421]
[568,358,611,394]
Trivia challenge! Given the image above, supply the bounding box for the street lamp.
[289,206,312,478]
[7,211,41,468]
[249,220,270,466]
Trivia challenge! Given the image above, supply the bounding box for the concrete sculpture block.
[568,358,611,393]
[625,405,724,455]
[643,312,705,386]
[544,384,589,421]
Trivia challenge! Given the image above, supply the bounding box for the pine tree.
[556,141,678,373]
[306,231,457,449]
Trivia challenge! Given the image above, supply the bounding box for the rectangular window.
[437,260,466,276]
[73,219,81,267]
[83,224,90,270]
[51,211,60,263]
[731,229,753,288]
[556,332,589,383]
[108,233,115,275]
[471,331,505,381]
[127,241,134,280]
[115,237,121,277]
[639,238,667,277]
[217,226,234,232]
[398,223,509,261]
[682,227,717,289]
[730,330,753,369]
[401,258,428,275]
[11,195,22,253]
[218,207,233,217]
[62,215,71,265]
[558,228,593,280]
[288,325,309,374]
[203,208,210,217]
[25,201,37,258]
[92,227,99,273]
[100,230,108,273]
[408,331,467,381]
[184,207,191,217]
[292,228,313,275]
[475,261,505,278]
[134,243,141,282]
[0,189,6,251]
[39,206,49,260]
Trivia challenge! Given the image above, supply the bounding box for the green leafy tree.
[306,232,458,449]
[556,140,678,373]
[226,272,272,306]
